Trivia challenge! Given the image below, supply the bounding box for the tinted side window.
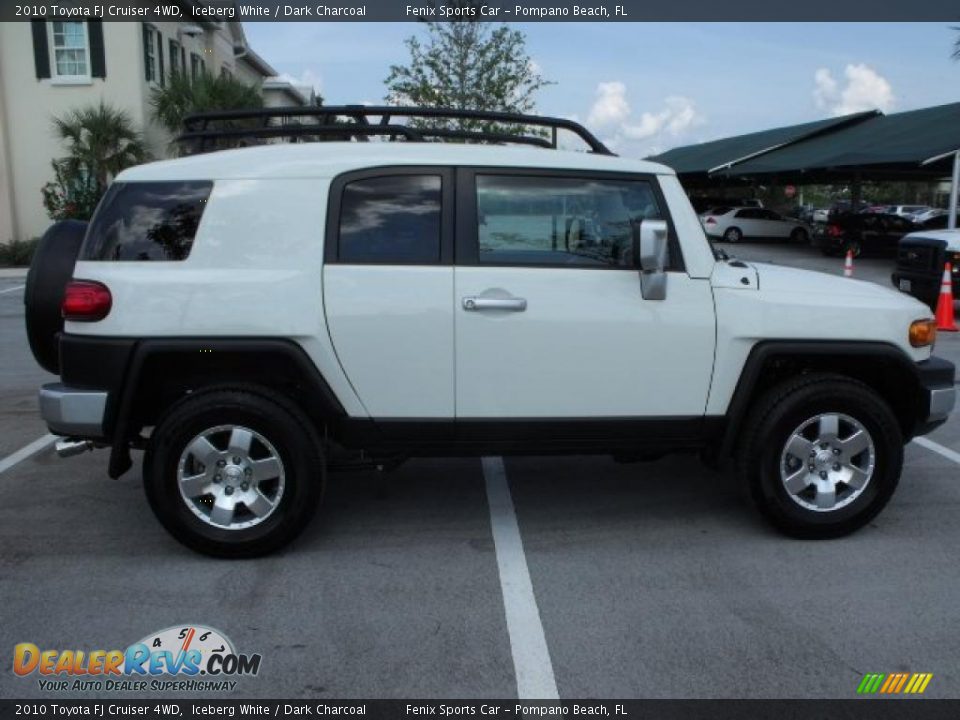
[338,175,441,264]
[736,209,761,219]
[81,181,212,261]
[475,175,663,267]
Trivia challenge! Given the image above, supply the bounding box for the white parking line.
[0,434,56,475]
[482,456,560,700]
[0,284,25,295]
[913,436,960,465]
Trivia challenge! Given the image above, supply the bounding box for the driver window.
[475,175,663,267]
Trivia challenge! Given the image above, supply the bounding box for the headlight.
[909,319,937,348]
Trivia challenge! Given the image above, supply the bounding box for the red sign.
[784,185,797,199]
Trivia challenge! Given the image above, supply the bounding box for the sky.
[244,22,960,158]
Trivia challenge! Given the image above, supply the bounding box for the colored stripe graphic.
[858,673,933,694]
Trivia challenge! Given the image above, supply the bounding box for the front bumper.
[39,383,108,438]
[915,357,956,435]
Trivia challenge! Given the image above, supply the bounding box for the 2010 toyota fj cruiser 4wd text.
[24,107,956,557]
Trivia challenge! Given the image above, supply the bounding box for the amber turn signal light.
[909,319,937,348]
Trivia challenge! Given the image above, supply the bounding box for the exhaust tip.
[55,438,93,458]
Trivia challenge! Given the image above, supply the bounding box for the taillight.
[705,217,716,225]
[827,224,843,238]
[62,280,112,322]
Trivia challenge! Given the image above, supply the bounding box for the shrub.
[0,238,40,267]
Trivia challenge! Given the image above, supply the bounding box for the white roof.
[904,228,960,249]
[119,143,675,182]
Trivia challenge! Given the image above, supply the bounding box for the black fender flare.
[718,340,931,459]
[107,338,346,478]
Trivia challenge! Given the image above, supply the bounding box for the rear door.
[453,169,715,423]
[323,168,455,418]
[734,208,764,238]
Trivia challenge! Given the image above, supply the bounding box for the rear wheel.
[723,227,742,243]
[144,388,324,557]
[24,220,87,373]
[737,374,902,539]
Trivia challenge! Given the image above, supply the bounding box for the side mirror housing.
[632,219,668,300]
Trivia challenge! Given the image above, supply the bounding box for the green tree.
[42,101,149,221]
[384,13,551,135]
[150,71,264,151]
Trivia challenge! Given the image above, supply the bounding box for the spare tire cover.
[24,220,88,374]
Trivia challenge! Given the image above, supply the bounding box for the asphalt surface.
[1,242,959,701]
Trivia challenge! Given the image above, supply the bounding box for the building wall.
[0,20,271,242]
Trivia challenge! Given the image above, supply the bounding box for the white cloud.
[812,64,894,116]
[588,81,631,128]
[275,68,323,95]
[586,82,704,156]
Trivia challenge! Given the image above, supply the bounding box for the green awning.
[648,111,878,178]
[712,101,960,182]
[650,102,960,185]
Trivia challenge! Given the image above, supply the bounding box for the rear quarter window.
[80,181,213,261]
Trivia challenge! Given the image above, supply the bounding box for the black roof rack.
[177,105,614,156]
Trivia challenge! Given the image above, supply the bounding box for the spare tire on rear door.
[24,220,88,374]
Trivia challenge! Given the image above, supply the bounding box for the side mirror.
[632,219,668,300]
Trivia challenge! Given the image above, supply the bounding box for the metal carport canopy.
[707,101,960,184]
[647,110,879,184]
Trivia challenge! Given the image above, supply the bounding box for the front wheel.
[144,388,324,557]
[790,227,809,244]
[737,374,902,539]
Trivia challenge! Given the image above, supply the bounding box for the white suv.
[24,107,956,557]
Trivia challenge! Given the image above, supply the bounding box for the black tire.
[24,220,88,374]
[790,227,809,244]
[737,374,902,539]
[723,227,742,243]
[144,387,324,558]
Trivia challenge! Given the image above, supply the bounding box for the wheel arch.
[718,341,927,459]
[108,338,346,478]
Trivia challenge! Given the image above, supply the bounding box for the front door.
[454,170,716,424]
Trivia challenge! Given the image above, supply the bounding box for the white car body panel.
[454,267,716,417]
[706,262,933,415]
[323,266,454,418]
[903,228,960,252]
[67,178,368,418]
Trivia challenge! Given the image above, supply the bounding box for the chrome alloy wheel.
[779,413,876,512]
[177,425,285,530]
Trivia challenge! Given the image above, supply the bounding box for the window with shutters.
[143,25,157,83]
[190,53,206,80]
[50,21,91,82]
[169,40,182,76]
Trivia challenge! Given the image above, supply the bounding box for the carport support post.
[949,150,959,230]
[850,172,862,212]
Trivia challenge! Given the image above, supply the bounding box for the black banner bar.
[2,0,960,22]
[3,700,960,720]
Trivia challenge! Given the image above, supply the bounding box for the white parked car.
[888,205,931,219]
[700,206,812,243]
[22,106,955,557]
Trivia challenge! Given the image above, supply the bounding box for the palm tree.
[42,101,149,221]
[51,101,149,194]
[150,71,264,152]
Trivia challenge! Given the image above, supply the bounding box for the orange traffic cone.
[843,249,854,277]
[934,262,958,332]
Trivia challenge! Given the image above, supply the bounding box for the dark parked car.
[920,213,960,231]
[813,212,920,257]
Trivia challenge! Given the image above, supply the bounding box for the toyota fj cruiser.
[24,107,956,557]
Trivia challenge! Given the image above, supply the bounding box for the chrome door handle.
[462,296,527,312]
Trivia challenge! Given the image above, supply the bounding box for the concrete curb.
[0,268,28,279]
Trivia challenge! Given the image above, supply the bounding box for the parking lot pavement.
[0,278,55,458]
[1,247,959,700]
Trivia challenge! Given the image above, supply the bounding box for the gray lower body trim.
[927,385,956,424]
[39,383,107,438]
